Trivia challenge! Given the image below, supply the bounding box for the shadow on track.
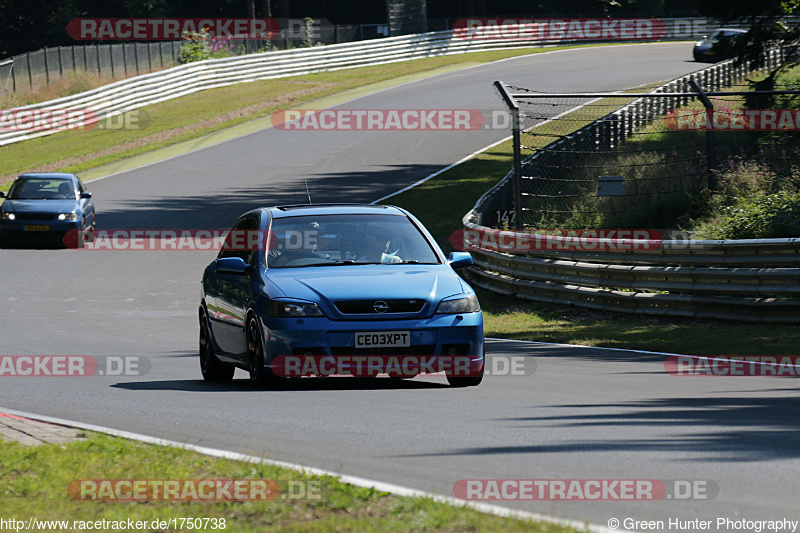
[398,393,800,461]
[95,163,442,231]
[111,376,450,392]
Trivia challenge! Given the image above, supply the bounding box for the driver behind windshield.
[358,229,402,263]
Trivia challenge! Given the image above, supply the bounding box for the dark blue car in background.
[693,28,747,62]
[199,204,484,388]
[0,172,95,248]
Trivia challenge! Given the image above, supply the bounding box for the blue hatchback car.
[0,172,95,248]
[199,204,484,387]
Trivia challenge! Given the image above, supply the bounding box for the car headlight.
[1,212,15,220]
[436,294,480,314]
[269,300,325,317]
[57,213,79,221]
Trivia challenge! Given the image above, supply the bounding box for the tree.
[692,0,800,68]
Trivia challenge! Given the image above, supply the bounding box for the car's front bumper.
[0,220,83,247]
[260,312,484,377]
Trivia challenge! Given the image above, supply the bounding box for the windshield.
[8,177,75,200]
[706,30,741,44]
[266,213,440,268]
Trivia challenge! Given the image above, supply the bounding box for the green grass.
[476,288,800,355]
[0,432,580,533]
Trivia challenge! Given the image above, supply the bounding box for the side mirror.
[448,251,473,270]
[0,191,5,198]
[215,257,249,275]
[80,192,92,199]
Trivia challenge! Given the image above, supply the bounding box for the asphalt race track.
[3,42,798,528]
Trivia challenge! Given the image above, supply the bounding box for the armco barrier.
[2,18,719,146]
[464,241,800,322]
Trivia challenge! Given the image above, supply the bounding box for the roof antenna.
[304,179,312,205]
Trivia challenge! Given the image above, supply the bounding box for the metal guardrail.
[462,55,800,322]
[1,18,721,147]
[465,256,800,322]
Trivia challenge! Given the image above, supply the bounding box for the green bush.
[704,191,800,239]
[178,29,211,64]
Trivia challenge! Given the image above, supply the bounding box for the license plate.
[355,331,411,348]
[24,225,50,231]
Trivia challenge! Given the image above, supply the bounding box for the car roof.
[266,204,406,219]
[714,28,746,34]
[16,172,78,181]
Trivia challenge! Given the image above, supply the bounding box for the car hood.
[268,265,468,314]
[2,199,78,213]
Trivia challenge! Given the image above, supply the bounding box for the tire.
[74,219,86,249]
[84,219,96,243]
[446,357,484,388]
[199,311,234,383]
[247,316,283,388]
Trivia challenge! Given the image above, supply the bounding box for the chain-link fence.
[1,42,183,95]
[0,23,398,97]
[494,53,800,230]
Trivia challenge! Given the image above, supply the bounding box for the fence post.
[26,53,32,91]
[134,44,139,75]
[1,58,13,95]
[494,81,523,229]
[44,49,50,86]
[689,79,717,192]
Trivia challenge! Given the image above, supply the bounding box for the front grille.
[335,299,426,314]
[331,345,435,357]
[15,213,58,221]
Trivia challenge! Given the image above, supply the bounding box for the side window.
[77,180,86,193]
[218,216,260,264]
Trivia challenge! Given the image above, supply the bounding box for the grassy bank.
[0,432,577,532]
